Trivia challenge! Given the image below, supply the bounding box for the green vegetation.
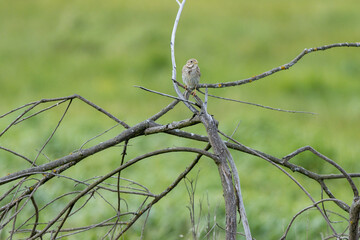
[0,0,359,239]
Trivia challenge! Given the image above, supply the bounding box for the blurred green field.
[0,0,359,239]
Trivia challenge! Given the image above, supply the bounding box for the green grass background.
[0,0,359,239]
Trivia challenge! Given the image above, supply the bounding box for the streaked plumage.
[182,58,201,95]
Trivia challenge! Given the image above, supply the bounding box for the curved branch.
[160,125,355,212]
[280,198,349,240]
[198,42,360,89]
[283,146,359,197]
[170,0,198,114]
[218,130,337,235]
[115,144,212,238]
[0,120,150,185]
[28,146,217,239]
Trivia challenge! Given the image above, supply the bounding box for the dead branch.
[197,42,360,89]
[280,198,350,240]
[0,1,359,239]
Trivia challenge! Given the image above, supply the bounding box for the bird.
[182,58,201,97]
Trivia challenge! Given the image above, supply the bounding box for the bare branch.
[319,173,360,180]
[198,42,360,89]
[72,94,130,128]
[149,99,180,121]
[32,99,72,166]
[349,198,360,240]
[14,99,68,125]
[144,115,201,135]
[204,86,208,110]
[135,85,198,106]
[0,146,33,165]
[0,0,358,238]
[218,130,337,235]
[114,144,212,238]
[280,198,349,240]
[170,0,198,114]
[27,146,217,239]
[161,124,355,213]
[198,89,315,114]
[0,102,39,137]
[78,123,120,150]
[0,95,129,142]
[29,196,39,238]
[283,146,359,197]
[0,120,150,185]
[15,216,125,239]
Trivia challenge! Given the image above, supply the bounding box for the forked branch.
[0,0,359,239]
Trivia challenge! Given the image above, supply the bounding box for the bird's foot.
[191,89,197,96]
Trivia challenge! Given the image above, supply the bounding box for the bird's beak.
[194,60,198,64]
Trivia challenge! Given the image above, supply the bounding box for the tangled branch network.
[0,0,359,239]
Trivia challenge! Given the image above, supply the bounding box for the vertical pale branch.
[170,0,198,113]
[170,1,252,239]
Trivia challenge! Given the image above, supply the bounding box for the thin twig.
[32,99,72,166]
[198,90,315,114]
[114,144,212,238]
[283,146,359,197]
[0,102,39,137]
[135,85,198,106]
[14,99,68,125]
[78,123,120,150]
[159,124,353,213]
[0,146,33,165]
[225,121,241,144]
[149,99,180,122]
[0,120,150,185]
[140,205,151,240]
[218,130,338,235]
[280,198,349,240]
[52,204,75,239]
[27,146,217,239]
[29,196,39,238]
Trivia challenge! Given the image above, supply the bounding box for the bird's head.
[186,58,198,67]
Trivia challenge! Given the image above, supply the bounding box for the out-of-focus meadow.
[0,0,359,239]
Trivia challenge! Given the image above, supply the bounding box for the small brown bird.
[182,58,201,96]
